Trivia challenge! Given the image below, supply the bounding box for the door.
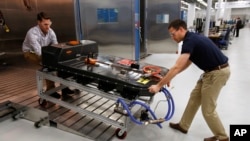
[77,0,135,59]
[145,0,181,54]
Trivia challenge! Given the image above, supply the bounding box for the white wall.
[187,3,196,28]
[195,7,250,21]
[231,8,250,20]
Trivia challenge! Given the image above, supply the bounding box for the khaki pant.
[23,52,55,90]
[179,66,230,140]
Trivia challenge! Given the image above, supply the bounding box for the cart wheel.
[12,114,19,120]
[115,128,127,139]
[12,111,24,120]
[5,102,12,107]
[38,98,47,108]
[34,121,41,128]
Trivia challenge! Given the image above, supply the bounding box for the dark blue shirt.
[181,31,228,71]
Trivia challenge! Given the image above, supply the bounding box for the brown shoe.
[169,122,188,134]
[204,136,229,141]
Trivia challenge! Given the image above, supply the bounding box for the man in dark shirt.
[148,19,230,141]
[235,17,242,37]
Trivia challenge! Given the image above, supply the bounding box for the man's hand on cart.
[148,84,161,94]
[148,82,170,94]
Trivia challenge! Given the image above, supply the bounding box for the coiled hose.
[115,87,175,128]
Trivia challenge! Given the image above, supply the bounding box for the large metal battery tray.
[47,54,168,100]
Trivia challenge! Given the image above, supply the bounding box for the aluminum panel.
[0,0,6,9]
[78,0,135,59]
[0,0,76,46]
[0,0,37,40]
[146,0,181,53]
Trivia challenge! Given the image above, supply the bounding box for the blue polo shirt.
[181,31,228,71]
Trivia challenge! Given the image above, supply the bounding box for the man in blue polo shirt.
[148,19,230,141]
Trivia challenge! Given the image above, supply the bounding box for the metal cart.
[36,70,151,140]
[38,43,173,140]
[0,100,49,127]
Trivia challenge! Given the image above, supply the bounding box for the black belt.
[205,63,229,73]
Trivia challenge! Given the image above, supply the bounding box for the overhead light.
[181,0,189,6]
[197,0,207,7]
[195,6,201,10]
[181,6,188,10]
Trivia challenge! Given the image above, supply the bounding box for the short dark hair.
[37,12,50,21]
[168,19,187,30]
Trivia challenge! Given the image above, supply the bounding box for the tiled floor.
[1,27,250,141]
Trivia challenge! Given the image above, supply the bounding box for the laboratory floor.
[1,27,250,141]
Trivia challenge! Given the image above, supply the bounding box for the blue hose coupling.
[114,106,128,116]
[143,118,165,125]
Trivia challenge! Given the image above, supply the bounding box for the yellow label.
[137,78,149,84]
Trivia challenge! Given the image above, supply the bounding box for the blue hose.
[116,98,162,127]
[115,87,175,128]
[162,87,175,121]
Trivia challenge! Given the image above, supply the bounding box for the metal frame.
[36,70,149,139]
[0,100,49,127]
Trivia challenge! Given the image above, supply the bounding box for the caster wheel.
[34,121,41,128]
[12,114,19,120]
[115,128,127,139]
[38,98,47,108]
[12,111,24,120]
[5,102,12,107]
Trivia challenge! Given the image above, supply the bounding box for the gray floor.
[1,27,250,141]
